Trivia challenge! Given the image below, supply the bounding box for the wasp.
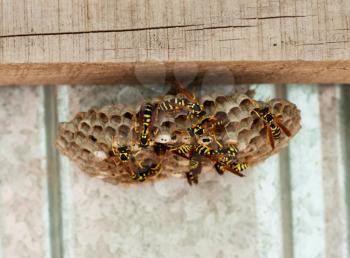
[111,136,140,178]
[187,113,229,150]
[213,143,247,176]
[187,116,217,137]
[194,143,217,156]
[251,103,291,149]
[111,137,132,163]
[214,159,247,177]
[169,142,214,185]
[138,102,158,148]
[186,152,202,185]
[216,144,239,158]
[184,143,220,185]
[159,81,206,120]
[159,96,189,112]
[130,163,162,182]
[169,144,194,159]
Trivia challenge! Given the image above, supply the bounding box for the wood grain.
[1,0,350,84]
[1,61,350,85]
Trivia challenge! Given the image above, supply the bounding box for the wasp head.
[253,106,270,117]
[140,134,150,147]
[191,103,206,118]
[117,145,130,161]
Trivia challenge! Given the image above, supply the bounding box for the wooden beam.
[1,0,350,84]
[1,61,350,85]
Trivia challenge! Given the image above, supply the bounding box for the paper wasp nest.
[56,93,301,185]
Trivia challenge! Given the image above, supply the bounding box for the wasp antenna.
[212,133,223,148]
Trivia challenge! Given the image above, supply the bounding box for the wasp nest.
[56,93,301,185]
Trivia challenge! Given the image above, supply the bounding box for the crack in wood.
[187,25,255,31]
[0,24,203,39]
[243,15,309,20]
[297,40,349,46]
[218,38,244,42]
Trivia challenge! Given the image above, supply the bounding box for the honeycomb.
[56,93,301,185]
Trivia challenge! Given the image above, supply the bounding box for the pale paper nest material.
[56,93,301,185]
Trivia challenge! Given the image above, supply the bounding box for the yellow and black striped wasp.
[187,112,229,150]
[170,143,194,160]
[195,141,247,179]
[214,161,247,177]
[111,136,132,163]
[214,142,248,177]
[138,102,158,148]
[159,81,206,120]
[111,136,138,177]
[187,116,217,137]
[183,143,218,185]
[251,102,291,149]
[130,162,162,182]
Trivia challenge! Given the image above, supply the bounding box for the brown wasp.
[251,102,291,149]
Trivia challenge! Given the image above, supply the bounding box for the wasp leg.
[112,157,119,167]
[111,135,118,156]
[150,163,162,177]
[212,132,223,148]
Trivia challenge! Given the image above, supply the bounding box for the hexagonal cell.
[161,121,174,129]
[79,122,91,134]
[203,100,215,113]
[118,124,130,137]
[110,115,121,124]
[228,107,241,121]
[75,131,86,142]
[93,125,103,135]
[174,114,187,124]
[272,102,283,113]
[225,121,240,133]
[87,110,97,124]
[105,126,117,140]
[63,130,74,141]
[98,112,109,123]
[89,135,97,143]
[73,113,84,124]
[214,95,228,104]
[237,129,251,143]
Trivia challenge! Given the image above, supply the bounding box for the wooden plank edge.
[1,61,350,85]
